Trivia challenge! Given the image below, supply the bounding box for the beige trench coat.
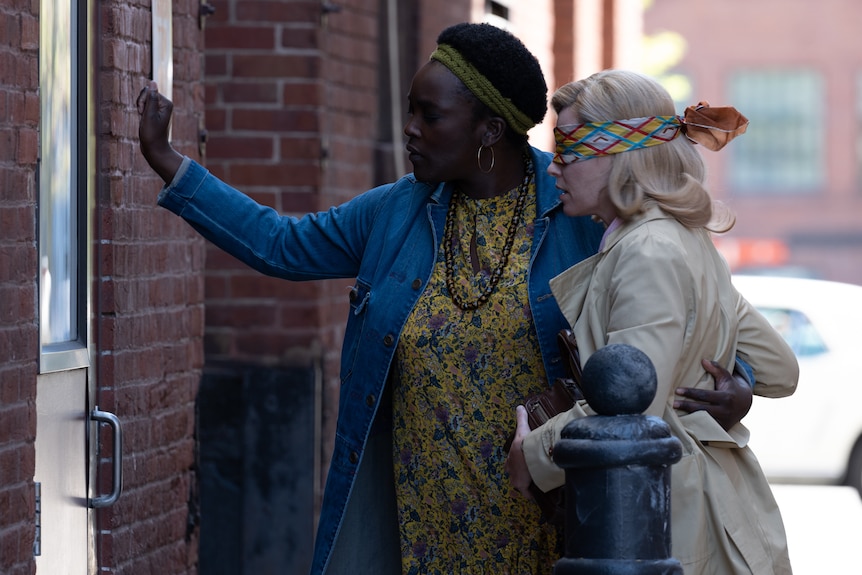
[523,207,799,574]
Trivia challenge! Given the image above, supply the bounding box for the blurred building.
[644,0,862,284]
[0,1,642,573]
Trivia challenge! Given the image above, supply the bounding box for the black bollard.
[552,344,683,575]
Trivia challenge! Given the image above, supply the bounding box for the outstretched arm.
[137,81,184,184]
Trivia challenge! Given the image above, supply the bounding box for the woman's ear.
[481,116,507,147]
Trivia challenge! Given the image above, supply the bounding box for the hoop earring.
[477,145,495,174]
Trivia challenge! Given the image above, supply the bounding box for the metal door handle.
[89,407,123,508]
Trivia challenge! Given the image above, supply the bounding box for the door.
[34,0,119,572]
[34,370,90,573]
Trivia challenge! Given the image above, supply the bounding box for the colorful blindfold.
[552,102,749,164]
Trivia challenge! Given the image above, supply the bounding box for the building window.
[728,70,824,194]
[39,0,88,372]
[857,72,862,190]
[484,0,511,28]
[487,0,510,20]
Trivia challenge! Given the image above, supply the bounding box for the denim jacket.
[158,147,604,574]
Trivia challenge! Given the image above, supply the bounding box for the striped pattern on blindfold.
[553,116,682,164]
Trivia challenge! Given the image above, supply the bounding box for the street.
[771,484,862,573]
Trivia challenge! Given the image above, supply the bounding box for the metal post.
[552,344,683,574]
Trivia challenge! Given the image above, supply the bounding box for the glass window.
[486,0,510,20]
[728,70,824,194]
[484,0,511,28]
[756,307,828,357]
[39,0,88,371]
[857,72,862,190]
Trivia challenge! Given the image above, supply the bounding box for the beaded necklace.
[443,157,534,311]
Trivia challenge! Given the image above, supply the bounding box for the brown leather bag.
[509,329,584,526]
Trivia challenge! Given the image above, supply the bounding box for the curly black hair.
[436,22,548,134]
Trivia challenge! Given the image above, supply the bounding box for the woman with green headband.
[507,69,798,574]
[139,22,770,575]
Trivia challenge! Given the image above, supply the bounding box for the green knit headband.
[430,43,536,135]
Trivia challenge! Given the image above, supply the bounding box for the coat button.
[411,278,422,290]
[383,334,394,346]
[349,451,359,464]
[348,287,359,302]
[365,394,375,407]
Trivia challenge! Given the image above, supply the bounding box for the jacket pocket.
[340,279,371,384]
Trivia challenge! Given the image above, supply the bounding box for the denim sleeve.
[156,157,381,280]
[734,356,756,389]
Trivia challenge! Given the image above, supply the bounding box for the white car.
[732,274,862,497]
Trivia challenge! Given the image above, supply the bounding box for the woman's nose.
[403,116,418,138]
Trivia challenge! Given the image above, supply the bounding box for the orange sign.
[713,237,789,270]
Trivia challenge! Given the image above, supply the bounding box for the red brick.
[207,136,273,160]
[0,206,35,244]
[204,107,226,131]
[280,26,318,50]
[274,188,319,213]
[281,81,322,106]
[328,8,376,38]
[279,136,321,160]
[221,81,278,104]
[228,273,292,299]
[234,329,317,358]
[0,128,13,162]
[232,54,320,79]
[235,2,320,23]
[98,530,115,567]
[15,128,36,164]
[0,449,19,485]
[232,108,319,132]
[203,245,249,271]
[327,33,376,64]
[229,161,320,188]
[0,284,34,323]
[206,0,230,24]
[206,302,278,328]
[20,12,37,51]
[22,91,37,123]
[279,303,323,328]
[0,12,15,48]
[206,26,275,50]
[205,53,228,76]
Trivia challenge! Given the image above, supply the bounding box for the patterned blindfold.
[552,103,749,164]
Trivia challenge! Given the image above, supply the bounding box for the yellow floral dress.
[393,183,560,575]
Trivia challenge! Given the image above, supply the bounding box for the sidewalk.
[771,484,862,573]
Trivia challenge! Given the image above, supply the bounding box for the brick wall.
[0,1,39,573]
[96,0,205,572]
[202,0,331,369]
[417,0,470,69]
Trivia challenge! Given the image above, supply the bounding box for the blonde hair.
[551,70,734,232]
